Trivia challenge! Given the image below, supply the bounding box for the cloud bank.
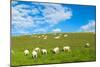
[12,1,72,35]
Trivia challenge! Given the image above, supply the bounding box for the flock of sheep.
[24,42,90,59]
[12,34,91,59]
[33,34,68,39]
[24,46,71,59]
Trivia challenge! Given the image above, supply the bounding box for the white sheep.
[38,36,41,38]
[34,47,40,52]
[64,34,68,37]
[85,43,90,47]
[63,46,71,52]
[54,36,60,39]
[24,49,29,56]
[44,37,47,39]
[41,49,47,54]
[52,47,59,54]
[42,35,45,37]
[32,50,37,59]
[34,35,37,37]
[43,36,47,39]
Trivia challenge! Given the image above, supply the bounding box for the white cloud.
[39,3,72,25]
[52,28,62,33]
[12,1,72,35]
[80,20,95,32]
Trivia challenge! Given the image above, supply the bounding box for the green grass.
[11,32,96,66]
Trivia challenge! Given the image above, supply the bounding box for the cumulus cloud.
[52,28,62,33]
[80,20,95,32]
[38,3,72,25]
[12,1,72,35]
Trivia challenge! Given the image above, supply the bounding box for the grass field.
[11,32,96,66]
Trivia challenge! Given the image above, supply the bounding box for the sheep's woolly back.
[41,49,47,54]
[64,34,68,37]
[63,46,70,52]
[53,47,59,54]
[32,51,37,58]
[54,36,60,39]
[34,47,40,52]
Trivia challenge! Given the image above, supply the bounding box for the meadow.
[11,32,96,66]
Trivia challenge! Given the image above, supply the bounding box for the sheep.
[41,49,47,54]
[43,36,47,39]
[52,47,59,54]
[44,37,47,39]
[34,47,40,52]
[38,36,41,38]
[54,36,60,39]
[63,46,71,52]
[42,35,45,37]
[64,34,68,37]
[24,49,29,56]
[85,43,90,47]
[32,50,37,59]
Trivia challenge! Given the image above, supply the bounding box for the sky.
[11,1,96,36]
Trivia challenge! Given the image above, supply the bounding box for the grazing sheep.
[43,36,47,39]
[41,49,47,54]
[42,35,45,37]
[38,36,41,38]
[43,37,46,39]
[54,36,60,39]
[24,49,29,56]
[34,47,40,52]
[63,46,71,52]
[64,34,68,37]
[85,43,90,47]
[32,50,37,59]
[52,47,59,54]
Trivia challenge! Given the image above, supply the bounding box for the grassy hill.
[11,32,96,66]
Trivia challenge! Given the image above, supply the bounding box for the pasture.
[11,32,96,66]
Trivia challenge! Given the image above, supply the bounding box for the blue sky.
[11,1,96,35]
